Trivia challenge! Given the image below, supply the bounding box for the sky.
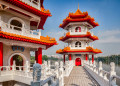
[40,0,120,57]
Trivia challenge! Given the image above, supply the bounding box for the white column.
[12,61,16,71]
[98,61,103,77]
[110,62,117,86]
[55,62,59,78]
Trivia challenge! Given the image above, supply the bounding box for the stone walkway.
[64,66,99,86]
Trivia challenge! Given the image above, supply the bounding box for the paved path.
[64,66,99,86]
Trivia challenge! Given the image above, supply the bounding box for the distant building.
[47,55,60,58]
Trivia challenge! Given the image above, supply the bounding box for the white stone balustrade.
[0,60,65,86]
[0,20,41,39]
[40,61,64,86]
[19,0,41,10]
[84,61,120,86]
[64,60,74,77]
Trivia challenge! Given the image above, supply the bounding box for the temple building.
[0,0,57,67]
[56,7,102,66]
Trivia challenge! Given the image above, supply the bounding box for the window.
[75,41,81,47]
[32,0,39,5]
[10,20,22,31]
[75,27,81,32]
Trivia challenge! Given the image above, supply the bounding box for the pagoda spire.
[78,3,79,9]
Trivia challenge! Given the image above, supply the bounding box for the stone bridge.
[0,60,120,86]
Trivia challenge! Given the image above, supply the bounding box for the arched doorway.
[75,58,81,66]
[8,53,27,66]
[10,55,23,66]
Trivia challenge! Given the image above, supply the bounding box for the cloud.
[96,29,120,43]
[42,30,67,56]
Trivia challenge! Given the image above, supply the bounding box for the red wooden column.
[92,54,94,64]
[0,42,3,67]
[63,55,65,64]
[69,54,72,61]
[85,54,88,61]
[10,57,13,66]
[35,48,42,64]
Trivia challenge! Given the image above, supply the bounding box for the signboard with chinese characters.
[12,46,25,52]
[75,54,81,56]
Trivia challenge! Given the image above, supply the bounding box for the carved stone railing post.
[59,61,64,86]
[44,61,47,78]
[93,61,96,72]
[55,62,59,78]
[25,61,30,77]
[12,61,16,71]
[109,62,117,86]
[90,61,93,70]
[31,63,41,86]
[103,72,108,81]
[99,61,103,77]
[34,60,36,64]
[48,61,51,74]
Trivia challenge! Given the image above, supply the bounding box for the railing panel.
[84,61,120,86]
[19,0,40,10]
[0,20,41,39]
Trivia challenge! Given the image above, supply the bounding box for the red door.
[75,58,81,66]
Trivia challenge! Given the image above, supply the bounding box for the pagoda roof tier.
[59,32,98,42]
[0,31,57,49]
[56,46,102,54]
[59,9,99,28]
[3,0,51,29]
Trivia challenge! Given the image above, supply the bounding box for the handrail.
[84,61,120,86]
[113,75,120,80]
[0,20,41,38]
[19,0,40,9]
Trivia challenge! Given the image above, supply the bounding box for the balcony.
[0,20,41,39]
[19,0,40,10]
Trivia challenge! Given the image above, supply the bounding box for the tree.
[30,56,35,64]
[42,55,48,61]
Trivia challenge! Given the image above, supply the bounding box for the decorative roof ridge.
[4,0,51,16]
[59,8,99,28]
[59,31,99,41]
[0,30,57,44]
[56,46,102,54]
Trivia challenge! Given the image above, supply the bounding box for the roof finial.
[78,3,79,9]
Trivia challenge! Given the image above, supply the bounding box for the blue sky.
[41,0,120,56]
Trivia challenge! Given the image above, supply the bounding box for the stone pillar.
[85,54,88,61]
[35,48,42,64]
[92,54,94,64]
[63,55,65,64]
[110,62,117,86]
[69,54,72,61]
[0,42,3,67]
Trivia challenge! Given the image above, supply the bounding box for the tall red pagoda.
[56,7,102,66]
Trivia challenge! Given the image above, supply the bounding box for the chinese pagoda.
[0,0,57,67]
[56,7,102,66]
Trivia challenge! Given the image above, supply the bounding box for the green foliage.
[42,55,48,61]
[97,54,120,65]
[17,55,23,62]
[30,56,35,63]
[49,57,58,61]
